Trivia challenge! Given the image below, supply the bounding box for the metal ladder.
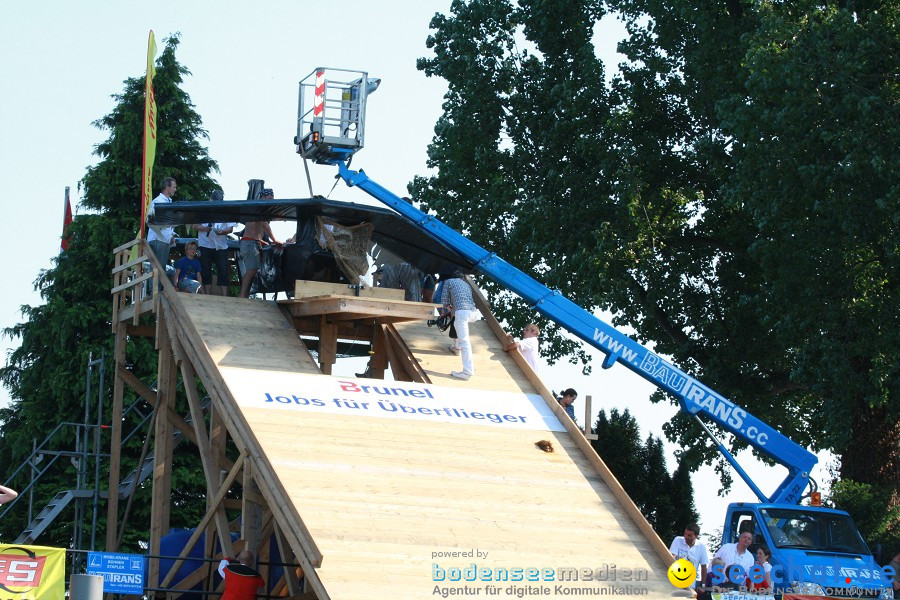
[4,393,211,545]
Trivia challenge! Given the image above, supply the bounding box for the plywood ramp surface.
[394,319,537,393]
[180,294,320,374]
[176,296,673,599]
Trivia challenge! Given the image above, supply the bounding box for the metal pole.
[69,573,103,599]
[90,353,104,550]
[75,353,92,561]
[28,437,35,524]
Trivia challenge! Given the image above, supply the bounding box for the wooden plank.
[181,360,234,559]
[112,237,141,253]
[318,315,337,375]
[117,365,200,449]
[583,394,598,440]
[282,296,434,321]
[125,322,155,337]
[383,324,430,384]
[111,253,150,274]
[288,316,375,340]
[294,279,404,301]
[241,460,264,557]
[160,451,246,589]
[110,271,153,294]
[382,331,410,381]
[116,300,153,324]
[111,251,122,328]
[368,324,388,378]
[148,307,175,589]
[274,521,302,596]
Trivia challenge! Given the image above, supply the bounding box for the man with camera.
[441,271,479,381]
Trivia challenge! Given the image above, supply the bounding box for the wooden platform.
[174,293,675,599]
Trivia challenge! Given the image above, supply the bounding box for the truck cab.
[724,503,893,597]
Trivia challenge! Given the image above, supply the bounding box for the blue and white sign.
[220,367,566,432]
[87,552,145,594]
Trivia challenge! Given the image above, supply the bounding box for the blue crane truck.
[295,67,895,598]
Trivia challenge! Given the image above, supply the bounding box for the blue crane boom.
[334,160,817,506]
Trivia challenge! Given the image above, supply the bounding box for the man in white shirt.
[714,531,754,585]
[147,177,178,267]
[442,271,479,380]
[669,523,709,590]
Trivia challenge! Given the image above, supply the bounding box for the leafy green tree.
[413,0,898,542]
[0,34,219,549]
[592,409,698,541]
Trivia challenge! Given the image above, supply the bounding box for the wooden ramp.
[393,319,539,392]
[173,294,675,599]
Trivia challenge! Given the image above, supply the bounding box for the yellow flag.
[139,30,158,240]
[0,545,65,599]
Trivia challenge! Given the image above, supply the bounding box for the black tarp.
[151,197,474,275]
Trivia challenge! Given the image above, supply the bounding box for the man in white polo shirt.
[714,530,754,585]
[669,523,709,590]
[147,176,178,266]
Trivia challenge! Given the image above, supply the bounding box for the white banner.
[220,367,565,432]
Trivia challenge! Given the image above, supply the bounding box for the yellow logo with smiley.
[667,558,696,588]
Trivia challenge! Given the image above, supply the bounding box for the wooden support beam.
[160,451,247,589]
[181,360,234,560]
[383,330,411,381]
[583,394,598,440]
[274,521,302,597]
[294,279,404,300]
[368,323,388,379]
[111,250,123,328]
[317,315,337,375]
[384,323,431,383]
[148,308,176,590]
[288,316,375,341]
[283,295,434,321]
[125,322,156,337]
[117,365,199,448]
[105,325,126,552]
[241,460,265,558]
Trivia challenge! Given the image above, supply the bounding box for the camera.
[427,313,452,332]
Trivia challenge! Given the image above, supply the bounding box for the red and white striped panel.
[313,70,325,118]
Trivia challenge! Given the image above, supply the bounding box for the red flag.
[60,186,73,252]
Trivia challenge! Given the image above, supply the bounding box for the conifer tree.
[0,35,219,549]
[592,409,698,541]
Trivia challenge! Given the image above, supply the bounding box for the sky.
[0,0,834,550]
